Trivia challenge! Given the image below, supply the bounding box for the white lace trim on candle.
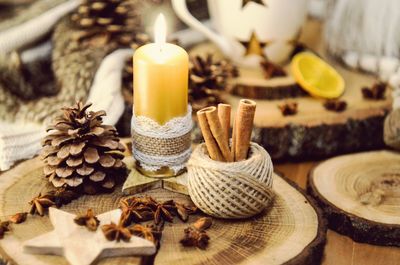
[131,105,193,138]
[133,148,192,173]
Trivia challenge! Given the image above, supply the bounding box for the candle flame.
[154,14,166,45]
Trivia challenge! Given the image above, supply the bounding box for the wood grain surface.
[307,151,400,246]
[276,160,400,265]
[0,157,326,265]
[0,157,398,264]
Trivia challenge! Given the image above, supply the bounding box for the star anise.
[180,217,213,249]
[278,102,298,116]
[48,187,79,208]
[74,209,100,231]
[119,196,198,224]
[260,59,286,79]
[154,200,175,224]
[123,196,158,208]
[9,212,28,224]
[130,223,162,244]
[119,198,153,226]
[323,99,347,112]
[29,193,55,216]
[362,81,386,100]
[101,220,131,242]
[0,221,10,239]
[174,202,197,222]
[180,227,210,250]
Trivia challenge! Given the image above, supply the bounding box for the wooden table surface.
[275,161,400,265]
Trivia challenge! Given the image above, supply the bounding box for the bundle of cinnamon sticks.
[197,99,256,162]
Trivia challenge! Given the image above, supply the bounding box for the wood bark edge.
[230,83,308,100]
[307,167,400,247]
[277,173,328,265]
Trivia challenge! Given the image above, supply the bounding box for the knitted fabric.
[0,0,79,53]
[0,49,132,170]
[325,0,400,78]
[326,0,400,59]
[0,0,81,124]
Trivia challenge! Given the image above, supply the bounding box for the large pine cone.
[70,0,149,48]
[41,102,126,195]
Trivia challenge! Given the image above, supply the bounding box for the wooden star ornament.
[23,208,156,265]
[239,31,270,57]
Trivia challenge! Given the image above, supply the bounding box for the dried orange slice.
[291,52,345,98]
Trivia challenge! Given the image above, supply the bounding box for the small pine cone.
[41,102,127,195]
[189,54,238,108]
[189,54,239,110]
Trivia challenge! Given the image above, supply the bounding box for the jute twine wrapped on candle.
[187,142,274,219]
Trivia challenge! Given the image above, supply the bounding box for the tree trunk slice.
[189,19,392,160]
[308,150,400,246]
[190,43,306,100]
[230,69,306,100]
[0,157,326,265]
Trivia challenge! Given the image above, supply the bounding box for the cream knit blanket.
[0,48,132,170]
[0,0,133,170]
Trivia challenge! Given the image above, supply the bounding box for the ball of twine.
[187,142,274,219]
[384,108,400,151]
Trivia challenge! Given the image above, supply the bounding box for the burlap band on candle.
[131,105,193,173]
[132,131,191,156]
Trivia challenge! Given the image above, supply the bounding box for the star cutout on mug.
[242,0,267,8]
[239,31,271,57]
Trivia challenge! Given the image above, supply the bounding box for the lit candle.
[133,14,189,125]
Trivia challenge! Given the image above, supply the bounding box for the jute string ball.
[187,142,274,219]
[385,75,400,150]
[384,108,400,151]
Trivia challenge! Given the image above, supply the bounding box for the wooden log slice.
[229,66,306,100]
[190,43,306,100]
[189,19,392,160]
[0,157,326,265]
[308,150,400,246]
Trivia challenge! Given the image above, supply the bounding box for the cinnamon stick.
[203,107,233,162]
[217,104,231,146]
[233,99,256,161]
[197,108,224,161]
[231,118,236,160]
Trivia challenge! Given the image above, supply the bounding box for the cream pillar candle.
[133,14,189,125]
[132,14,191,178]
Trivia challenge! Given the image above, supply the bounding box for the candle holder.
[131,105,193,179]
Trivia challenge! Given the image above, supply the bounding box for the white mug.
[172,0,308,67]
